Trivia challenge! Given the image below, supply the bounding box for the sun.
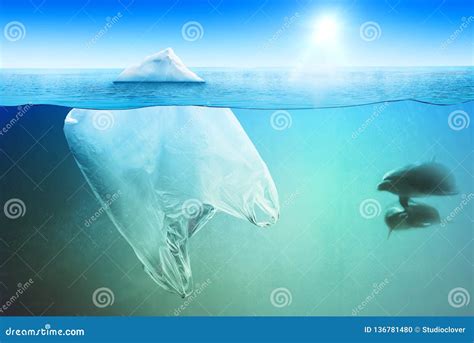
[312,16,340,44]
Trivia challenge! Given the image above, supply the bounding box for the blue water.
[0,67,473,109]
[0,68,472,316]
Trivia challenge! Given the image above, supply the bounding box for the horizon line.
[1,65,473,70]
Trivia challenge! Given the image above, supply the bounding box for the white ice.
[64,106,279,297]
[115,48,204,82]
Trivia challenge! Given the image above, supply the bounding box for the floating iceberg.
[115,48,204,82]
[64,106,279,297]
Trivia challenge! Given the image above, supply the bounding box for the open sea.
[0,67,472,316]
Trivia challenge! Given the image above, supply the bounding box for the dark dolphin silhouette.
[377,161,457,209]
[385,201,441,238]
[378,160,455,237]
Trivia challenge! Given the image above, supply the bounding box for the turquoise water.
[0,67,473,109]
[0,68,472,316]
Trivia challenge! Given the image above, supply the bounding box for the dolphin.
[385,201,441,238]
[377,160,457,208]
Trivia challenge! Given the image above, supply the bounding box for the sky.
[0,0,472,68]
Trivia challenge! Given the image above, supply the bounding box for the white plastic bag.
[64,106,279,297]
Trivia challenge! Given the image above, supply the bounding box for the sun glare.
[312,16,339,44]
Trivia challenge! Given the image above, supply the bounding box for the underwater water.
[0,68,472,316]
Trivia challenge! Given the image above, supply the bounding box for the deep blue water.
[0,68,472,316]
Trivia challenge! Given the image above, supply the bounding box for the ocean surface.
[0,67,473,109]
[0,67,472,316]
